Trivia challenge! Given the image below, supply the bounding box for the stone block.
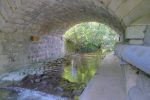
[129,39,144,45]
[0,55,9,66]
[121,64,138,93]
[126,26,146,39]
[0,43,3,53]
[128,72,150,100]
[144,26,150,46]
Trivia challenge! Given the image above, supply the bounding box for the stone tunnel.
[0,0,150,100]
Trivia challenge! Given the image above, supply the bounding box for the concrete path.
[80,53,126,100]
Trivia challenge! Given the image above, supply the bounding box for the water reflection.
[0,53,100,100]
[63,53,100,84]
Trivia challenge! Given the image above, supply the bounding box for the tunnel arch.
[0,1,150,99]
[0,0,149,73]
[0,0,126,72]
[0,0,125,36]
[0,0,150,36]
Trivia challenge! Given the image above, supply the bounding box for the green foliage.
[64,22,118,53]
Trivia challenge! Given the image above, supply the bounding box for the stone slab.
[126,26,146,39]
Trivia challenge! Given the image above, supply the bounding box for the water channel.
[0,53,101,100]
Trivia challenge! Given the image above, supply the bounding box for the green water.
[63,53,100,84]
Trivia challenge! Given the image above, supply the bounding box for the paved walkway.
[80,53,126,100]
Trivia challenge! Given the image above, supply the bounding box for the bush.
[64,22,118,53]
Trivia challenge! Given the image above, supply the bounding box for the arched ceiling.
[0,0,149,35]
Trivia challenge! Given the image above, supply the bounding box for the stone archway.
[0,0,150,73]
[0,0,125,70]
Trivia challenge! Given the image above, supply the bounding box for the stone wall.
[125,25,146,45]
[144,26,150,46]
[29,34,65,62]
[0,31,64,74]
[0,0,126,74]
[117,23,150,100]
[120,63,150,100]
[125,25,150,46]
[0,32,30,73]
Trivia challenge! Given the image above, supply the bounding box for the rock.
[10,56,85,99]
[54,87,63,94]
[30,80,34,83]
[42,75,49,79]
[41,81,48,86]
[34,78,41,83]
[73,89,83,96]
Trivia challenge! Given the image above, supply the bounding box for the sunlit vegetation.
[63,54,99,84]
[64,22,118,55]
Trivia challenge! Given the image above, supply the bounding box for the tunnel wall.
[0,31,65,74]
[120,64,150,100]
[125,25,150,46]
[125,25,145,45]
[0,0,150,99]
[29,34,65,62]
[0,0,125,72]
[116,22,150,100]
[0,32,29,73]
[144,26,150,46]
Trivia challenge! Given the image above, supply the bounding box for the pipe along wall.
[115,44,150,75]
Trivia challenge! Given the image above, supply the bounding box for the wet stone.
[41,75,49,79]
[41,81,48,86]
[7,54,99,99]
[34,79,41,83]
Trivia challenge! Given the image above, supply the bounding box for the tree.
[64,22,118,53]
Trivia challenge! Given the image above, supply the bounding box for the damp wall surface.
[115,24,150,100]
[0,32,65,74]
[29,35,65,62]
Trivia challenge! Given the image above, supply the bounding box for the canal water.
[0,53,100,100]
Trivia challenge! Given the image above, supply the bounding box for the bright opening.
[64,22,119,56]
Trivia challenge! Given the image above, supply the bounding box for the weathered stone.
[0,1,149,100]
[126,26,146,39]
[41,75,49,79]
[34,78,41,83]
